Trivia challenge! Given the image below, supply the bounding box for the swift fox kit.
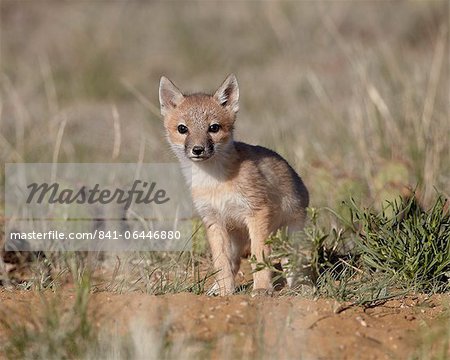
[159,74,309,295]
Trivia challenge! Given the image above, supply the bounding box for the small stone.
[356,316,368,327]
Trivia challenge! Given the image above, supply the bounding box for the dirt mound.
[0,290,447,359]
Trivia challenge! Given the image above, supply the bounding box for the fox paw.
[206,283,220,296]
[251,288,274,297]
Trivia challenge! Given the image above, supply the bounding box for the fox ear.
[159,76,184,116]
[214,74,239,113]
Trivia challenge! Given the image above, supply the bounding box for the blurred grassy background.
[0,0,448,210]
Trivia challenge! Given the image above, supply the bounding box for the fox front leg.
[205,222,235,295]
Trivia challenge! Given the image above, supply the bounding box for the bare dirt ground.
[1,289,448,360]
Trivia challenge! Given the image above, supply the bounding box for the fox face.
[159,75,239,162]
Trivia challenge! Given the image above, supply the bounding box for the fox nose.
[192,146,205,156]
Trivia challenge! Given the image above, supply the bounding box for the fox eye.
[177,124,188,134]
[208,124,221,133]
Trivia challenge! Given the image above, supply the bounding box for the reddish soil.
[0,289,448,359]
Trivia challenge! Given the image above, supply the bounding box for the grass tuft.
[257,194,450,304]
[349,194,450,292]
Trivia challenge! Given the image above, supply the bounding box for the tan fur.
[159,74,309,295]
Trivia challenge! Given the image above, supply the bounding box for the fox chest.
[192,186,250,223]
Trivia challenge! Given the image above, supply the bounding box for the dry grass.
[0,1,448,209]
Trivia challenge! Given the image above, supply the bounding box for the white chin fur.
[189,157,211,162]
